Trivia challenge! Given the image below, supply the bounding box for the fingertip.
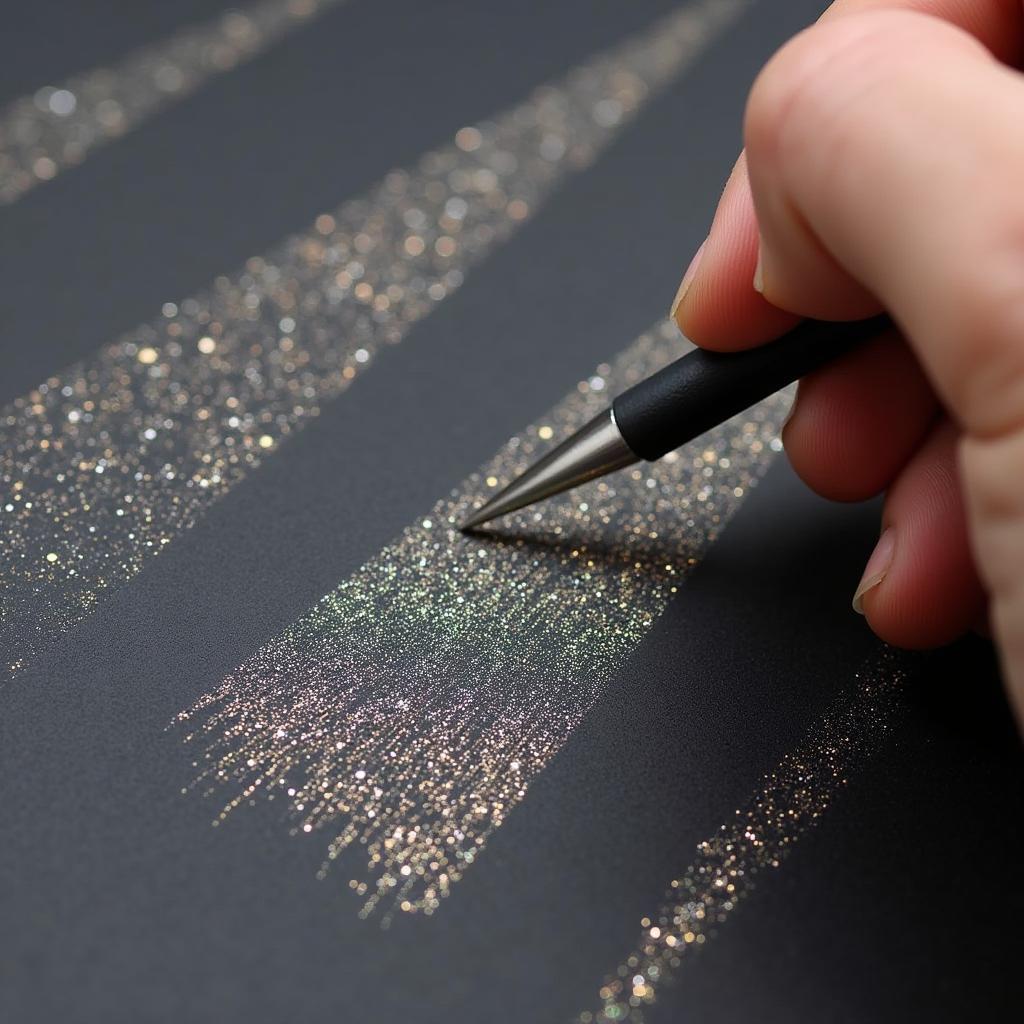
[671,151,800,349]
[672,216,800,348]
[854,421,985,649]
[859,554,985,650]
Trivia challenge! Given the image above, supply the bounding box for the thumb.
[742,9,1024,718]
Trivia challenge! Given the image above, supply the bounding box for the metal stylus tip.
[459,408,639,531]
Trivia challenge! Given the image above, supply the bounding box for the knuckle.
[745,11,975,180]
[745,14,894,165]
[744,27,830,168]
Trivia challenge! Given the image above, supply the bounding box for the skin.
[671,0,1024,726]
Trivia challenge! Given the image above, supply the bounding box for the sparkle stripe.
[581,649,906,1023]
[176,319,791,923]
[0,0,348,203]
[0,0,747,676]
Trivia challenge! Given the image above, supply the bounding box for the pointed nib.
[456,408,638,533]
[459,506,493,532]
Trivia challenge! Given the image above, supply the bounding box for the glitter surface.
[0,0,746,677]
[0,0,347,204]
[580,650,907,1023]
[176,320,791,923]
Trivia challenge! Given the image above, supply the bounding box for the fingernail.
[780,396,797,441]
[752,238,764,294]
[852,527,895,615]
[670,239,706,321]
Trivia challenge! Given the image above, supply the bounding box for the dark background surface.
[0,1,1020,1021]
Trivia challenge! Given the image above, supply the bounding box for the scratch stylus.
[460,314,892,531]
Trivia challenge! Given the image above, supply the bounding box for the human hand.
[671,0,1024,722]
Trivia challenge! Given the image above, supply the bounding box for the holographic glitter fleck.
[0,0,746,678]
[176,320,790,923]
[0,0,347,203]
[580,650,907,1023]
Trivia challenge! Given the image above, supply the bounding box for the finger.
[783,330,939,501]
[746,10,1024,438]
[744,9,1024,707]
[673,0,1024,349]
[671,154,799,349]
[854,419,985,648]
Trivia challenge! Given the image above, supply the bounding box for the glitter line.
[0,0,748,676]
[0,0,348,204]
[580,650,908,1023]
[176,319,791,924]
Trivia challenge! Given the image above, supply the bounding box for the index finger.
[672,0,1023,351]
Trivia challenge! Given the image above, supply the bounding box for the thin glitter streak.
[0,0,348,204]
[580,650,908,1024]
[0,0,747,677]
[176,319,791,924]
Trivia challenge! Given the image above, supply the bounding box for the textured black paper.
[0,2,1019,1022]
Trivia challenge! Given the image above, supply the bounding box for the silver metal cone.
[460,408,639,530]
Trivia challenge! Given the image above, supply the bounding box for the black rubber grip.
[612,314,893,462]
